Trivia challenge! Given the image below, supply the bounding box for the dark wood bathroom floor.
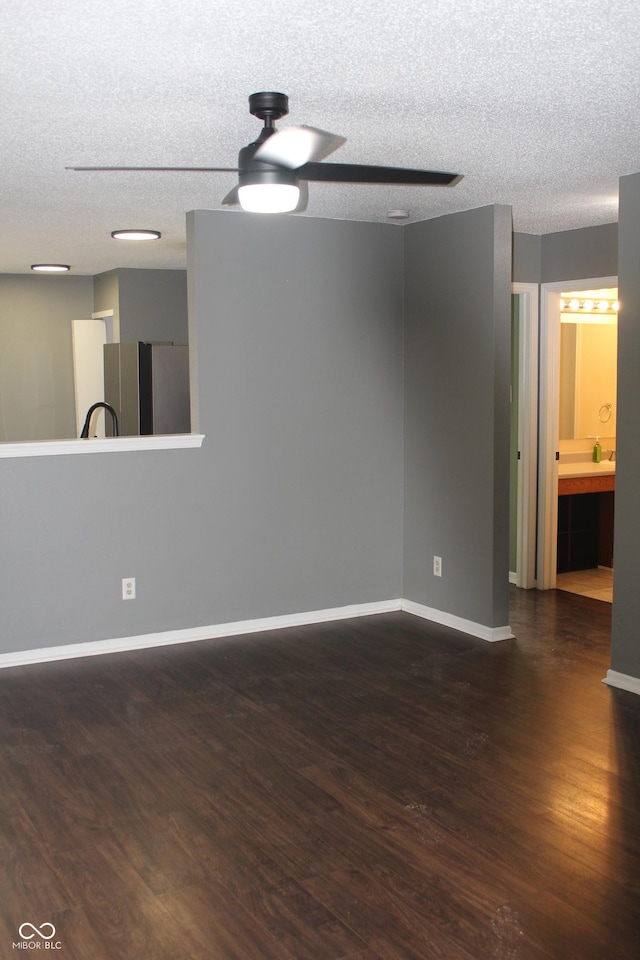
[1,587,638,959]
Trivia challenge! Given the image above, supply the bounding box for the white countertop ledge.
[0,434,205,458]
[558,460,615,479]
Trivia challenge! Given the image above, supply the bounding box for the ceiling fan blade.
[67,166,239,172]
[298,162,462,186]
[254,126,346,169]
[221,185,240,206]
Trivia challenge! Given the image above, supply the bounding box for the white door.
[511,284,539,588]
[72,317,108,437]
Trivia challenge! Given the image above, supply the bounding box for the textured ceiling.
[1,0,638,275]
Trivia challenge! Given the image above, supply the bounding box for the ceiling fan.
[68,92,463,214]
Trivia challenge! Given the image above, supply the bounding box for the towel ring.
[598,402,612,423]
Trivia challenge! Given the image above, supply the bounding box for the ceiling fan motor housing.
[237,140,298,191]
[248,91,289,122]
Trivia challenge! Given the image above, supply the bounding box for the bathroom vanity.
[557,459,615,573]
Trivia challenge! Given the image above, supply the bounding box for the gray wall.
[93,270,120,328]
[403,206,512,629]
[186,210,405,618]
[93,268,188,344]
[513,225,618,284]
[541,222,618,282]
[513,233,541,283]
[118,269,188,344]
[0,274,94,442]
[0,211,405,654]
[611,173,640,679]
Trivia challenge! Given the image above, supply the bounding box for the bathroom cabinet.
[557,474,615,573]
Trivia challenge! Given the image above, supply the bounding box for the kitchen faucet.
[80,402,119,438]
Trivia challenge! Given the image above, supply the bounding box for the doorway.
[538,277,617,597]
[71,311,116,438]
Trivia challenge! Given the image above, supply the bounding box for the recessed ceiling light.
[111,229,161,240]
[387,209,410,220]
[31,263,71,272]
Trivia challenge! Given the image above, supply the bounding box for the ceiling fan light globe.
[238,183,300,213]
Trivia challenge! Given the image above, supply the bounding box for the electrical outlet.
[122,577,136,600]
[433,556,442,577]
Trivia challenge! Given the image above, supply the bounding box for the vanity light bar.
[559,297,619,314]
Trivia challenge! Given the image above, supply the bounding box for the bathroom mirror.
[559,314,618,442]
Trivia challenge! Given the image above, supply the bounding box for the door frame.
[537,275,617,589]
[512,283,539,588]
[71,310,116,438]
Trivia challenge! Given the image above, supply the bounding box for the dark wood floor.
[1,587,639,959]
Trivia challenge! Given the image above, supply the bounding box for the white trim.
[538,276,617,589]
[537,286,561,589]
[512,283,539,588]
[602,669,640,697]
[0,434,205,458]
[92,308,119,344]
[401,599,514,642]
[0,600,403,668]
[0,597,516,669]
[509,571,518,585]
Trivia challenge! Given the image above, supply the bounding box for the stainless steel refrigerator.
[104,342,191,436]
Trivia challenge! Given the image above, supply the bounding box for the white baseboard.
[602,669,640,697]
[0,599,402,669]
[401,599,514,642]
[0,597,513,670]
